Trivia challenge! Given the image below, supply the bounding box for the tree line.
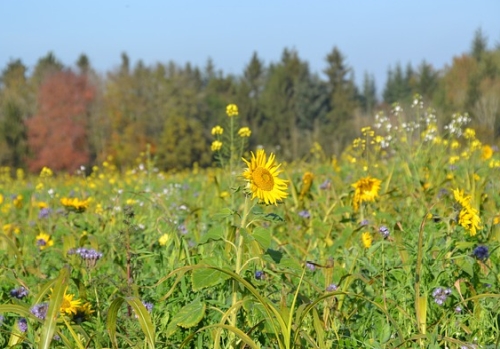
[0,29,499,173]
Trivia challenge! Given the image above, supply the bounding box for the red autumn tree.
[26,70,95,173]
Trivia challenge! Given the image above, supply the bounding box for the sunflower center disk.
[253,167,274,191]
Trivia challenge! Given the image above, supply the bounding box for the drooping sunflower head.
[352,176,382,211]
[242,149,288,205]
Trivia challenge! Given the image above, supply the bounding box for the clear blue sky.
[1,1,499,91]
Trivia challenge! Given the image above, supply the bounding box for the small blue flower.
[30,302,49,320]
[10,286,29,299]
[38,207,51,219]
[255,270,265,280]
[298,210,310,219]
[326,284,338,292]
[473,245,489,261]
[379,225,390,239]
[306,262,316,272]
[18,318,27,333]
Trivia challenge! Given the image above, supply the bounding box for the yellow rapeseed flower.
[226,104,238,117]
[211,125,224,135]
[35,232,54,250]
[481,145,493,160]
[40,167,53,178]
[352,177,382,211]
[158,234,169,246]
[238,127,252,138]
[211,140,223,152]
[453,189,481,236]
[242,149,288,205]
[464,128,475,139]
[361,232,372,248]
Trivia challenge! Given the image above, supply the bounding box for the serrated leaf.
[199,225,224,244]
[253,227,271,249]
[166,299,206,337]
[192,267,230,291]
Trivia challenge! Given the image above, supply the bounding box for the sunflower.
[242,149,288,205]
[35,232,54,250]
[352,177,382,211]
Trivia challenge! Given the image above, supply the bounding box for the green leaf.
[378,322,392,343]
[264,213,285,222]
[199,225,225,244]
[263,248,283,264]
[166,299,206,337]
[211,208,235,220]
[192,267,230,291]
[124,297,155,349]
[39,266,70,349]
[253,227,272,249]
[106,297,125,349]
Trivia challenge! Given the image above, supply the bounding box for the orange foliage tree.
[26,70,95,173]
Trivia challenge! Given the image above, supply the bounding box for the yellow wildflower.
[481,145,493,160]
[299,172,314,199]
[61,197,91,213]
[352,177,382,211]
[59,291,82,315]
[35,232,54,250]
[453,189,481,236]
[211,140,223,152]
[361,232,372,248]
[158,234,170,246]
[226,104,238,117]
[238,127,252,138]
[211,125,224,135]
[13,195,23,209]
[464,128,475,139]
[40,167,53,178]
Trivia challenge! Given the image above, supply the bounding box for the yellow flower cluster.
[238,127,251,138]
[211,140,222,152]
[226,104,238,117]
[299,171,314,199]
[453,189,481,236]
[211,125,224,135]
[361,232,372,248]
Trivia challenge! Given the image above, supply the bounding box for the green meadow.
[1,103,500,348]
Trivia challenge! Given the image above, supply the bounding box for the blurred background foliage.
[1,28,500,172]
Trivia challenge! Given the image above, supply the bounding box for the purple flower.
[0,314,4,325]
[255,270,265,280]
[306,262,316,272]
[326,284,338,292]
[142,301,153,313]
[319,179,331,190]
[455,306,462,313]
[10,286,29,299]
[432,287,452,305]
[68,247,103,267]
[379,225,390,239]
[17,318,27,333]
[178,224,188,235]
[298,210,310,219]
[38,207,51,219]
[473,245,489,261]
[30,302,49,320]
[360,219,369,226]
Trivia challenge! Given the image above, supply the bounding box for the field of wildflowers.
[1,100,500,348]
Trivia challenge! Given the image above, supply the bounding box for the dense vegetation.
[1,29,500,173]
[0,100,499,348]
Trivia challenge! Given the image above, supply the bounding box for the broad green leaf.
[192,267,230,291]
[39,266,69,349]
[199,225,224,244]
[166,299,206,337]
[253,227,272,249]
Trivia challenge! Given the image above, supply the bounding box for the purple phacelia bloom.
[326,284,338,292]
[68,247,103,267]
[142,301,153,313]
[38,207,51,219]
[306,262,316,271]
[432,287,452,305]
[360,219,369,226]
[10,286,29,299]
[298,210,310,219]
[178,224,188,235]
[319,179,331,190]
[379,225,390,239]
[473,245,489,261]
[30,302,49,320]
[255,270,265,280]
[18,318,27,333]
